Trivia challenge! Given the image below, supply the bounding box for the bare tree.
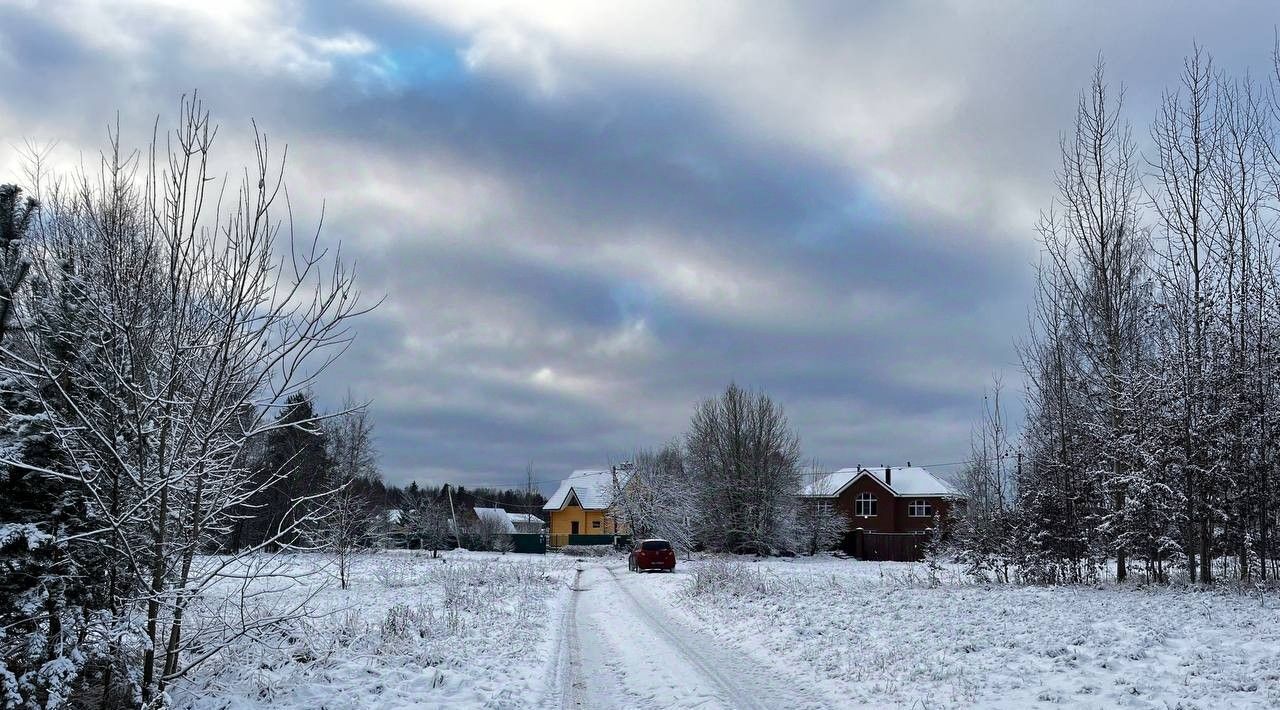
[685,383,802,555]
[796,462,850,555]
[957,383,1017,582]
[615,444,700,556]
[1146,46,1221,584]
[0,95,371,703]
[1038,60,1148,582]
[469,510,512,552]
[404,489,453,557]
[961,381,1016,515]
[324,401,382,589]
[1007,45,1280,586]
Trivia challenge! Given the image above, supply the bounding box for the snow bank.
[172,550,574,709]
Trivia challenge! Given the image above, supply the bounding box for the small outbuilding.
[473,506,517,534]
[506,512,544,534]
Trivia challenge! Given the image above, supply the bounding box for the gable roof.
[799,466,961,498]
[473,506,517,533]
[543,468,628,511]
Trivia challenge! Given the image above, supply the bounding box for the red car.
[628,539,676,572]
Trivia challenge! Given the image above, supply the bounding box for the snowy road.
[552,561,832,710]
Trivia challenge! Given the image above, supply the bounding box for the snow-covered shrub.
[372,553,432,588]
[380,602,464,642]
[173,552,568,707]
[687,559,789,597]
[559,544,616,558]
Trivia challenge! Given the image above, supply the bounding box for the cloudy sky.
[1,1,1275,491]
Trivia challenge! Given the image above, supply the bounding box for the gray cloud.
[2,1,1276,491]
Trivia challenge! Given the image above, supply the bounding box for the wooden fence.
[844,530,929,562]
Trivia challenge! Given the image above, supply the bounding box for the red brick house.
[799,466,964,559]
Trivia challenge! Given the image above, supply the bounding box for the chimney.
[884,466,892,486]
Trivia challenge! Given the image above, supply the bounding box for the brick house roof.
[799,466,961,498]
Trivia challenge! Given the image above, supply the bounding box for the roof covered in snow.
[799,466,961,498]
[543,468,627,511]
[506,512,542,525]
[473,506,517,533]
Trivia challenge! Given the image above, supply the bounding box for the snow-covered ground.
[558,560,832,709]
[174,550,575,709]
[646,556,1280,709]
[175,551,1280,709]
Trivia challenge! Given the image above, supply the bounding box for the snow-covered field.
[175,551,1280,709]
[174,550,575,709]
[649,556,1280,709]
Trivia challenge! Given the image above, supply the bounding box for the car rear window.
[641,540,671,551]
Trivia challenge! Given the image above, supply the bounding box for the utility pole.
[446,483,458,540]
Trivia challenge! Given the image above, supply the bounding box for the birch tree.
[324,401,382,589]
[1039,60,1148,582]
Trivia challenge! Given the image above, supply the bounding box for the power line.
[469,491,547,512]
[802,454,1015,477]
[400,454,1015,491]
[392,476,566,490]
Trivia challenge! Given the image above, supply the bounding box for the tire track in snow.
[602,564,828,710]
[555,566,586,709]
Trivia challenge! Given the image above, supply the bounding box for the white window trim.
[908,499,933,518]
[854,492,878,517]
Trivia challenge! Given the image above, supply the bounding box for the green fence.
[510,533,546,554]
[546,533,630,549]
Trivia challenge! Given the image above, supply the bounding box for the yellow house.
[544,468,630,544]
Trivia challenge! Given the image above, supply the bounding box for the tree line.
[379,482,546,559]
[957,43,1280,587]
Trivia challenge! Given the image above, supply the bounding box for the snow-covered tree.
[0,181,118,708]
[685,384,802,555]
[0,184,36,344]
[956,384,1019,582]
[615,444,700,556]
[403,488,453,558]
[997,45,1280,586]
[795,464,850,555]
[0,96,370,704]
[324,402,382,589]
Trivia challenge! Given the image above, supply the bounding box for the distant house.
[506,512,544,534]
[799,466,965,560]
[383,508,407,548]
[473,506,545,535]
[473,506,517,534]
[543,467,630,545]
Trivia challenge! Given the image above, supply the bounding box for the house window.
[592,519,601,529]
[909,500,933,518]
[855,492,877,517]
